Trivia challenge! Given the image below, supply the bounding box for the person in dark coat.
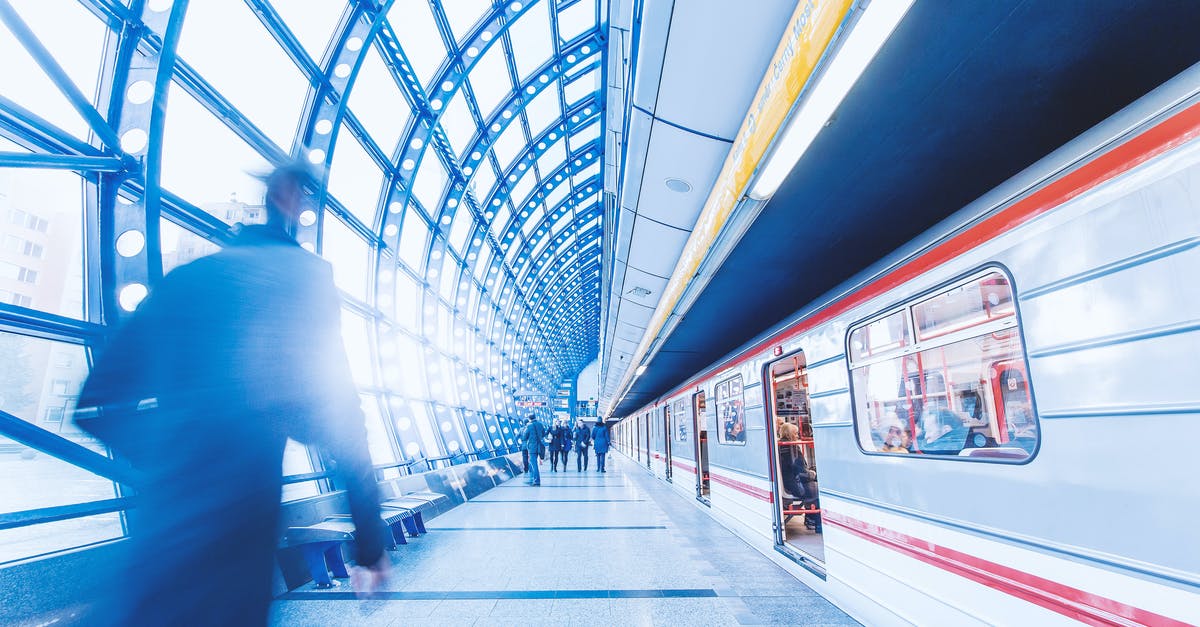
[591,420,612,473]
[73,163,389,626]
[571,419,592,472]
[518,415,546,486]
[549,419,571,472]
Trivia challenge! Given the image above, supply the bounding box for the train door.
[765,352,824,567]
[635,414,641,463]
[663,405,672,481]
[644,410,652,469]
[692,391,710,504]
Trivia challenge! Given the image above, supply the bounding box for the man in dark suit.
[518,415,546,486]
[76,164,388,626]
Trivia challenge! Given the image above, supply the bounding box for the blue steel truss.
[0,0,606,544]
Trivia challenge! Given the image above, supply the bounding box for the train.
[611,63,1200,626]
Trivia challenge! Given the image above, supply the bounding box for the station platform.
[269,456,857,626]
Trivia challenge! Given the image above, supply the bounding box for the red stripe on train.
[656,101,1200,405]
[671,459,695,473]
[823,511,1191,627]
[709,472,773,503]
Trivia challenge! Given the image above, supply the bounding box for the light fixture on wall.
[749,0,915,200]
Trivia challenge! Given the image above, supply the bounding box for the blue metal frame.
[0,0,608,558]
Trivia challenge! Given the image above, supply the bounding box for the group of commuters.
[517,415,611,486]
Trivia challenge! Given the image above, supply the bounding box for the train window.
[714,374,747,445]
[848,309,911,363]
[912,272,1015,342]
[672,398,689,441]
[847,269,1038,461]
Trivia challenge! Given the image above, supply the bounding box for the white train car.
[613,63,1200,625]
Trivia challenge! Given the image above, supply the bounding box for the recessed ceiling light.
[664,178,691,193]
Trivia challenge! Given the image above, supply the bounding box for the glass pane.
[441,0,493,44]
[0,168,84,319]
[441,256,462,303]
[160,218,220,275]
[913,272,1015,342]
[473,245,492,281]
[508,0,553,81]
[537,137,567,178]
[572,161,600,187]
[0,1,107,139]
[470,160,498,204]
[557,0,596,42]
[160,83,271,218]
[563,68,598,105]
[395,333,426,399]
[510,172,536,209]
[326,128,384,226]
[398,207,429,271]
[393,270,420,330]
[848,310,911,365]
[468,44,512,119]
[714,375,746,445]
[360,395,396,464]
[271,0,348,63]
[524,83,561,138]
[412,156,447,211]
[448,208,473,255]
[281,438,319,501]
[852,329,1037,461]
[0,333,120,562]
[544,182,568,211]
[340,309,373,387]
[349,48,412,154]
[389,0,447,90]
[322,214,369,301]
[491,123,526,171]
[0,512,123,565]
[440,90,476,157]
[410,400,445,456]
[177,0,309,148]
[569,119,601,153]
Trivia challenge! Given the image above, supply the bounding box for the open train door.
[663,405,673,482]
[692,391,711,504]
[765,351,825,572]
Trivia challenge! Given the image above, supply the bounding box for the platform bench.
[280,500,423,588]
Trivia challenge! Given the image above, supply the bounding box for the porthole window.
[847,267,1038,462]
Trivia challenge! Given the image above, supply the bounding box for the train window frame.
[714,373,748,446]
[845,264,1041,464]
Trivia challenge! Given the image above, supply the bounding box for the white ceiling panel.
[636,120,729,229]
[616,297,654,327]
[619,108,653,204]
[618,265,669,309]
[626,217,689,279]
[613,206,637,265]
[653,0,794,139]
[630,0,674,112]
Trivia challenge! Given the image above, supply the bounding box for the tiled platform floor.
[270,455,857,626]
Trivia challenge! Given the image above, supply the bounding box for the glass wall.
[0,0,605,565]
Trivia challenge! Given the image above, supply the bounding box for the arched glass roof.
[0,0,604,555]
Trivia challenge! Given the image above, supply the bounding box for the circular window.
[118,283,148,311]
[126,81,154,105]
[115,230,145,257]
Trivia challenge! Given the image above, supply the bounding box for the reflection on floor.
[270,456,857,626]
[782,518,825,563]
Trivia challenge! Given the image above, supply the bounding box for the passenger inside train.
[769,357,823,559]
